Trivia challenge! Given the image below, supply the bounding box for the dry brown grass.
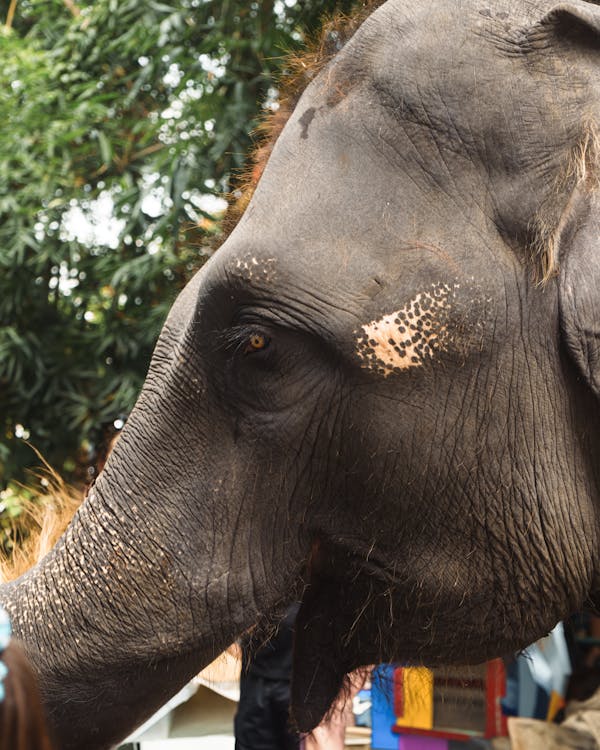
[0,461,83,584]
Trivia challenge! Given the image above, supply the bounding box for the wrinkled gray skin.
[3,0,600,747]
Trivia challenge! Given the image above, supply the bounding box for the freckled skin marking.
[230,255,277,283]
[355,283,459,376]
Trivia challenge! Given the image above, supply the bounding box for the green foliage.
[0,0,356,485]
[0,482,31,554]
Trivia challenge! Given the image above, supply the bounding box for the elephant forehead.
[355,283,458,376]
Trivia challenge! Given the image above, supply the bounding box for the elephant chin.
[291,538,387,732]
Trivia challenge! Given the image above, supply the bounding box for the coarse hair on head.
[0,640,55,750]
[529,117,600,285]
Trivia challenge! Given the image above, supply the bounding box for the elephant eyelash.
[218,325,271,356]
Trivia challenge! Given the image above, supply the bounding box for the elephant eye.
[244,332,270,354]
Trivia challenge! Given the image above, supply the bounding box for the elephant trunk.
[0,483,222,748]
[0,416,301,748]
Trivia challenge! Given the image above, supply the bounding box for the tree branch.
[5,0,18,30]
[62,0,81,18]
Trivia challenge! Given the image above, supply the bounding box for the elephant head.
[3,0,600,747]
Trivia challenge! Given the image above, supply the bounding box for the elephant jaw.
[291,537,387,732]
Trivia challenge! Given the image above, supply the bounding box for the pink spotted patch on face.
[355,283,459,376]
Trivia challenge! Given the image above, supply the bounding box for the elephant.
[3,0,600,747]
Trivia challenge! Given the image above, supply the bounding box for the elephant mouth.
[291,536,396,732]
[290,535,519,733]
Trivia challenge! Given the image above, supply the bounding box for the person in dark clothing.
[234,603,300,750]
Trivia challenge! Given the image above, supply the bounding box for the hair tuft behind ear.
[530,120,600,285]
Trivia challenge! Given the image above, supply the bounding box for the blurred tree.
[0,0,357,489]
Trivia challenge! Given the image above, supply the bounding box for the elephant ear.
[530,1,600,46]
[559,193,600,399]
[527,2,600,396]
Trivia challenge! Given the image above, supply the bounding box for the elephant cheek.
[291,540,383,732]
